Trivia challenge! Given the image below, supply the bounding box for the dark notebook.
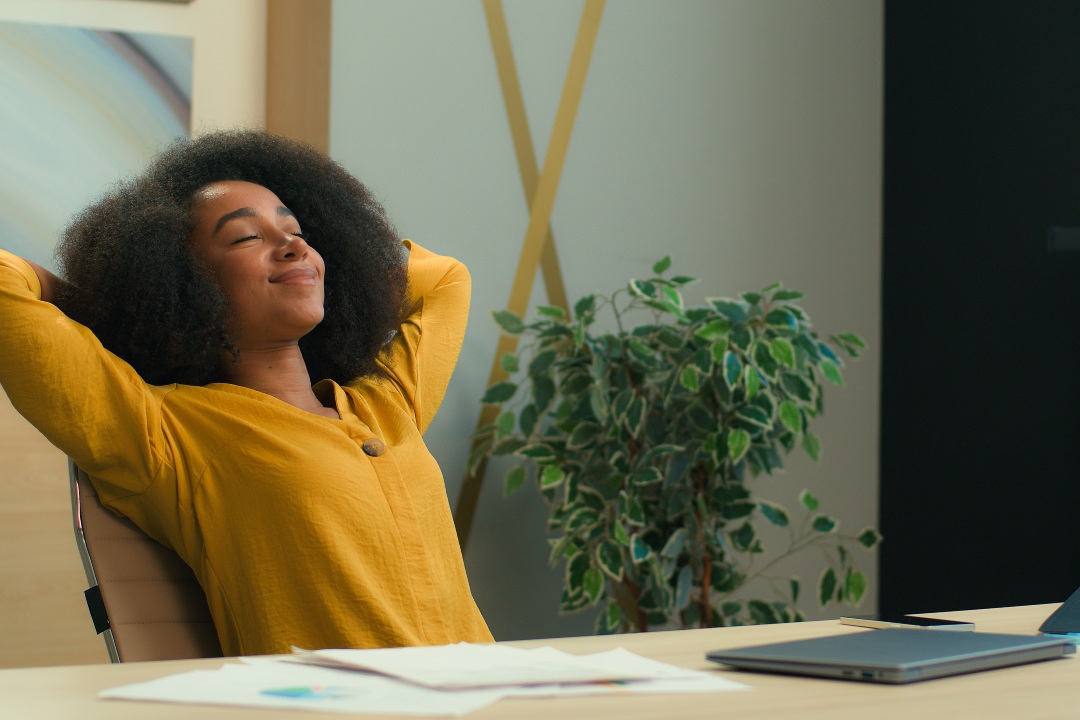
[706,628,1074,684]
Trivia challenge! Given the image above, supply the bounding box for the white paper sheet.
[99,661,506,717]
[299,642,684,688]
[100,645,751,716]
[504,648,750,697]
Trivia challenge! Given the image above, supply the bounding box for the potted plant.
[469,256,880,633]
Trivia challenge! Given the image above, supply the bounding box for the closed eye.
[231,235,259,245]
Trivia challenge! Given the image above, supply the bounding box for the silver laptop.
[706,628,1075,684]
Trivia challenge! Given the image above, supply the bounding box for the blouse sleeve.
[0,249,168,492]
[367,240,471,434]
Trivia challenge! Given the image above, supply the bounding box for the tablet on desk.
[1039,584,1080,635]
[706,628,1075,684]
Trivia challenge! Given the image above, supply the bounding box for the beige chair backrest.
[69,459,223,662]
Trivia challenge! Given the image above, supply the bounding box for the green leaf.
[560,372,592,395]
[496,411,515,437]
[758,500,790,527]
[845,570,868,605]
[799,490,820,511]
[790,577,801,603]
[492,309,525,335]
[631,467,663,486]
[627,338,654,361]
[769,338,796,369]
[661,285,684,309]
[534,376,556,411]
[652,256,672,275]
[625,396,647,437]
[749,599,780,624]
[680,366,700,392]
[723,351,742,389]
[744,365,762,400]
[819,567,837,607]
[781,373,815,404]
[736,406,771,429]
[499,353,519,373]
[741,291,762,306]
[812,515,838,533]
[660,528,689,558]
[727,428,751,463]
[778,400,802,435]
[819,358,844,385]
[772,288,805,302]
[566,552,590,592]
[836,332,866,349]
[540,464,565,490]
[481,381,518,404]
[583,567,604,604]
[503,465,527,495]
[567,422,602,450]
[613,522,631,547]
[528,349,558,377]
[708,297,749,323]
[574,294,597,320]
[519,404,539,436]
[696,318,731,342]
[622,492,646,525]
[858,527,883,549]
[537,305,566,320]
[518,443,557,461]
[674,565,693,612]
[492,437,526,456]
[802,431,821,461]
[602,602,622,633]
[628,279,657,299]
[730,523,758,553]
[765,308,798,331]
[596,540,624,581]
[573,319,586,346]
[630,534,652,563]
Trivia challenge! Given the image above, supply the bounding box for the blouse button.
[362,438,386,457]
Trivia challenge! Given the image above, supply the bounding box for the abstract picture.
[0,22,192,268]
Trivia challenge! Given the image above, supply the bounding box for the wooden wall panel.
[0,390,108,667]
[266,0,331,152]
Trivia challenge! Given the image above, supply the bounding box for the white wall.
[330,0,883,640]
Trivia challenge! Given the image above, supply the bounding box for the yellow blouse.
[0,241,492,655]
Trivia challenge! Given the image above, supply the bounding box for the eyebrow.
[212,205,297,235]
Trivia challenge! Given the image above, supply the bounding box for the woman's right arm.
[0,249,166,490]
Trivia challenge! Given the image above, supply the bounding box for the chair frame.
[68,459,223,662]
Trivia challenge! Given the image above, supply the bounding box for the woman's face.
[188,180,326,349]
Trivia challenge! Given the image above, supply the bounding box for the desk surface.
[3,604,1075,719]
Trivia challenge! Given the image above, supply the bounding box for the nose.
[275,231,310,261]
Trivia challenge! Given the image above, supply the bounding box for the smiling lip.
[270,268,318,285]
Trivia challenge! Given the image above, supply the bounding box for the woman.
[0,130,492,655]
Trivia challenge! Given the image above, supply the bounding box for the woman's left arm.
[372,240,471,433]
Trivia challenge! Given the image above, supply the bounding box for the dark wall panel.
[882,2,1080,614]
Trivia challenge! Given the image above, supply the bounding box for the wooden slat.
[266,0,331,152]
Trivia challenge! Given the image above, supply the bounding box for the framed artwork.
[0,21,192,268]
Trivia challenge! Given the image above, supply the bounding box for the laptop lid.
[706,629,1074,684]
[1039,585,1080,634]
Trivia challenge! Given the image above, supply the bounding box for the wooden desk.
[2,605,1075,719]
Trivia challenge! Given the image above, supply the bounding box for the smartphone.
[839,614,975,631]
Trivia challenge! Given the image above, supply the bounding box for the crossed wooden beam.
[454,0,606,551]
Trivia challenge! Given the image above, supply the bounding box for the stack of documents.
[101,642,749,716]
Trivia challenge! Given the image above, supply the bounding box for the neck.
[221,343,338,418]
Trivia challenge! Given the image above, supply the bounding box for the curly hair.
[55,130,408,387]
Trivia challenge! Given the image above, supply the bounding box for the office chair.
[68,459,223,662]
